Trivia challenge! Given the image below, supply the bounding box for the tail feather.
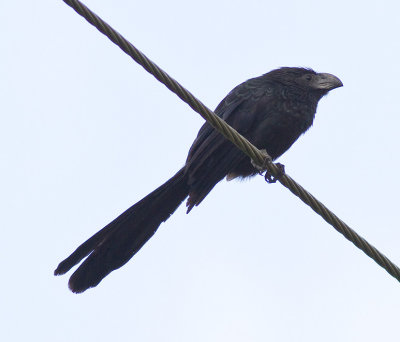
[54,168,189,293]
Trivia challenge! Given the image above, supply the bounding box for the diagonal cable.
[61,0,400,283]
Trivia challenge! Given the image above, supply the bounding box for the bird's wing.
[186,77,272,167]
[185,78,275,210]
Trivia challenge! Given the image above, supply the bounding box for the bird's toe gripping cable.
[264,163,285,184]
[251,149,285,183]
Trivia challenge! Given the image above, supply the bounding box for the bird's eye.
[305,75,312,81]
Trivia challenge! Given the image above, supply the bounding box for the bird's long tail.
[54,167,189,293]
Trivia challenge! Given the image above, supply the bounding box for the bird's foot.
[251,149,271,172]
[264,163,285,184]
[251,150,285,183]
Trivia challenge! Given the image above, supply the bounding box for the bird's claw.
[264,163,285,184]
[251,149,271,172]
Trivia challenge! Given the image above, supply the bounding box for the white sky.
[2,1,400,341]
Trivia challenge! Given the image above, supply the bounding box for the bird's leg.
[251,150,285,183]
[251,149,270,173]
[264,163,285,184]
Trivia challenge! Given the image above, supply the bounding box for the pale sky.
[2,1,400,341]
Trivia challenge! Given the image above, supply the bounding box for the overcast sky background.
[2,1,400,341]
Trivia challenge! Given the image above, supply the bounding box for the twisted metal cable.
[62,0,400,282]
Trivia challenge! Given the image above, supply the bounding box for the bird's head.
[267,67,343,98]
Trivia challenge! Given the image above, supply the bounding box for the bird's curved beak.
[314,73,343,90]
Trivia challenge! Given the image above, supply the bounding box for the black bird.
[55,67,342,293]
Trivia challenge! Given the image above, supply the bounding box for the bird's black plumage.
[54,67,342,293]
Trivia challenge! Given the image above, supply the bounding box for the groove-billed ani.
[55,67,342,293]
